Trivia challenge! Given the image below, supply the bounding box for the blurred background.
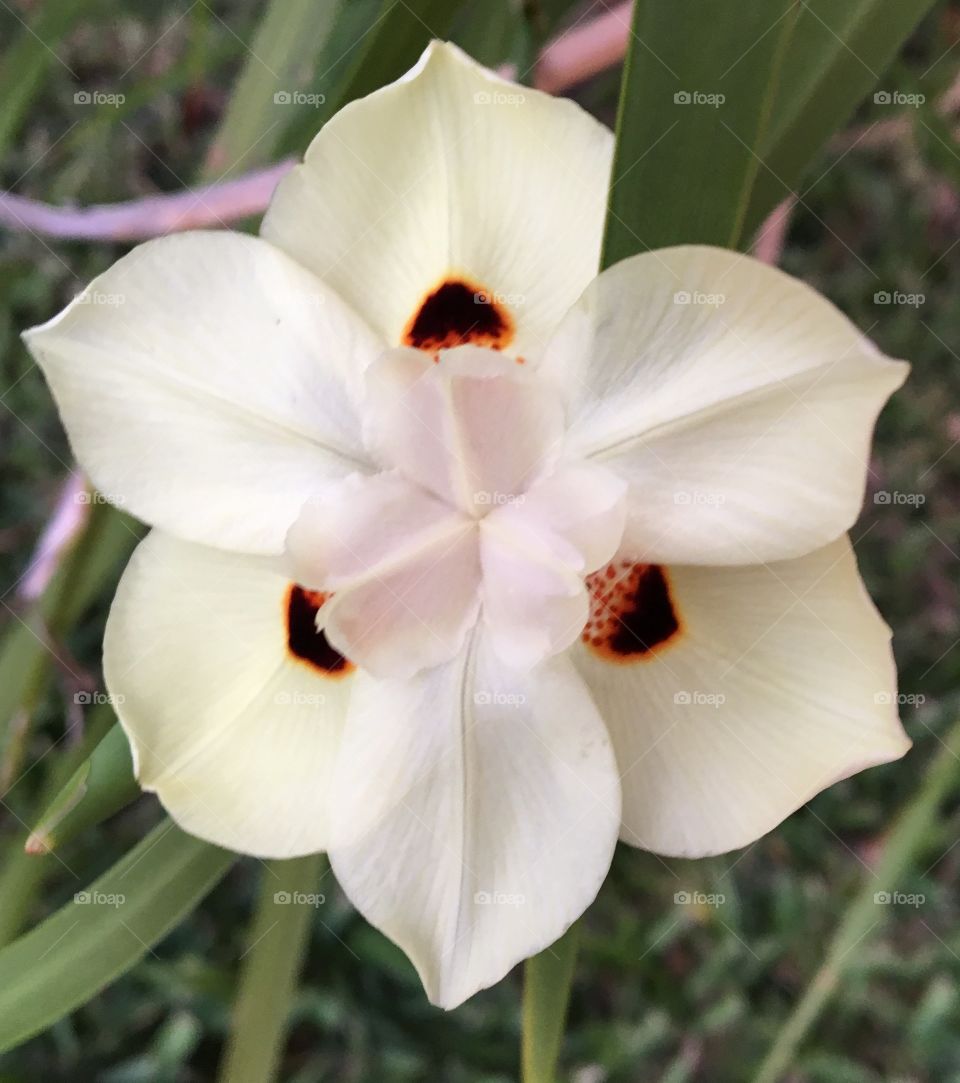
[0,1,959,1080]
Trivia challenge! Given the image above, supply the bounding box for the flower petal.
[104,531,354,857]
[574,537,910,857]
[328,631,621,1008]
[363,346,565,513]
[286,472,481,677]
[262,41,612,355]
[478,465,627,669]
[538,246,909,565]
[25,231,383,553]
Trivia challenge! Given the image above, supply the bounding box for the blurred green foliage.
[0,0,959,1080]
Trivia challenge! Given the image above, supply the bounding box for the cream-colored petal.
[539,246,909,565]
[104,531,354,857]
[574,537,910,857]
[25,231,383,553]
[328,631,621,1008]
[262,41,612,356]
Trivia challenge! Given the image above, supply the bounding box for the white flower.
[23,42,910,1009]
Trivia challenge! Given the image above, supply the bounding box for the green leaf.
[0,0,101,160]
[203,0,342,179]
[277,0,465,156]
[25,723,138,855]
[743,0,940,236]
[602,0,800,264]
[521,921,580,1083]
[217,854,324,1083]
[0,819,235,1052]
[750,714,960,1083]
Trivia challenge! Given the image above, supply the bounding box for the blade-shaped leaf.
[602,0,800,264]
[203,0,342,178]
[743,0,940,237]
[25,723,138,855]
[0,819,235,1052]
[277,0,465,156]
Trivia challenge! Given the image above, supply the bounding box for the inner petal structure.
[285,344,628,677]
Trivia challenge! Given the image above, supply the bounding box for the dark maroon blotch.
[286,586,352,675]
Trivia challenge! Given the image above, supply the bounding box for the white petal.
[286,472,481,678]
[363,346,565,513]
[104,531,354,858]
[24,231,383,553]
[262,41,612,356]
[538,246,909,564]
[479,518,588,670]
[493,463,628,574]
[477,464,627,668]
[328,631,621,1008]
[573,538,910,857]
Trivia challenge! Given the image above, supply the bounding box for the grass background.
[1,1,959,1080]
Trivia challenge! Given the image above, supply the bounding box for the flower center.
[285,345,628,678]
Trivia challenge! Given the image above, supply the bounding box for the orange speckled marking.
[583,561,682,663]
[403,278,516,354]
[285,585,354,677]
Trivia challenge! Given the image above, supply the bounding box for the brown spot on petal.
[286,585,354,677]
[582,562,682,663]
[403,277,515,353]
